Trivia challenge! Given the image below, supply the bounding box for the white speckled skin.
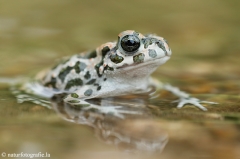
[30,30,216,111]
[40,30,171,98]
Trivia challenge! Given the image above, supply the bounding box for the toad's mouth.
[115,55,171,70]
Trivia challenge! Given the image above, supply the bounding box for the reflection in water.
[11,84,168,153]
[10,85,52,109]
[51,94,168,152]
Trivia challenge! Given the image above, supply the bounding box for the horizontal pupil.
[126,40,135,46]
[120,35,140,53]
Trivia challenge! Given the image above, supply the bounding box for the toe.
[194,102,208,111]
[177,101,185,108]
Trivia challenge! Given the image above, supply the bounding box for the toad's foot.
[172,97,218,111]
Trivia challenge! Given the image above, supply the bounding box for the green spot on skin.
[44,77,57,88]
[65,78,83,90]
[58,66,73,82]
[94,46,111,77]
[85,50,97,59]
[156,41,167,53]
[84,71,91,79]
[97,86,101,91]
[133,53,145,63]
[71,93,79,98]
[94,83,99,86]
[104,65,114,71]
[102,46,110,57]
[86,79,96,85]
[95,62,103,77]
[142,38,152,49]
[74,61,81,73]
[148,49,157,58]
[94,46,110,77]
[68,100,80,103]
[84,89,93,96]
[110,54,124,64]
[94,83,101,91]
[74,61,87,74]
[142,37,160,49]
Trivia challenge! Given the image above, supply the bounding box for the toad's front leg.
[149,78,217,111]
[163,84,217,111]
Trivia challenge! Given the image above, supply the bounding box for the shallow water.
[0,0,240,159]
[1,76,240,159]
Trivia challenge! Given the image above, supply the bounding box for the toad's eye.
[120,35,140,53]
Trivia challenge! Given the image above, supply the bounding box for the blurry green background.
[0,0,239,77]
[0,1,240,159]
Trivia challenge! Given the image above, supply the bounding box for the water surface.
[0,0,240,159]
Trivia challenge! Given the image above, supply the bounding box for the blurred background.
[0,0,239,77]
[0,1,240,159]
